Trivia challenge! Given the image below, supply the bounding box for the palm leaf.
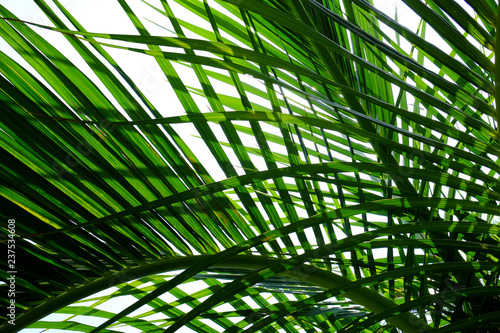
[1,0,499,332]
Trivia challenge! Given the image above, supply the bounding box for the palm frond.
[1,0,499,332]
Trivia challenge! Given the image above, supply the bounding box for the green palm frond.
[1,0,499,332]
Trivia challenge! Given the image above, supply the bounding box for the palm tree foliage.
[1,0,500,331]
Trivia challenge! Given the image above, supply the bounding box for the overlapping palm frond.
[1,0,499,332]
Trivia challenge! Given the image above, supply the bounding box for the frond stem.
[0,255,429,333]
